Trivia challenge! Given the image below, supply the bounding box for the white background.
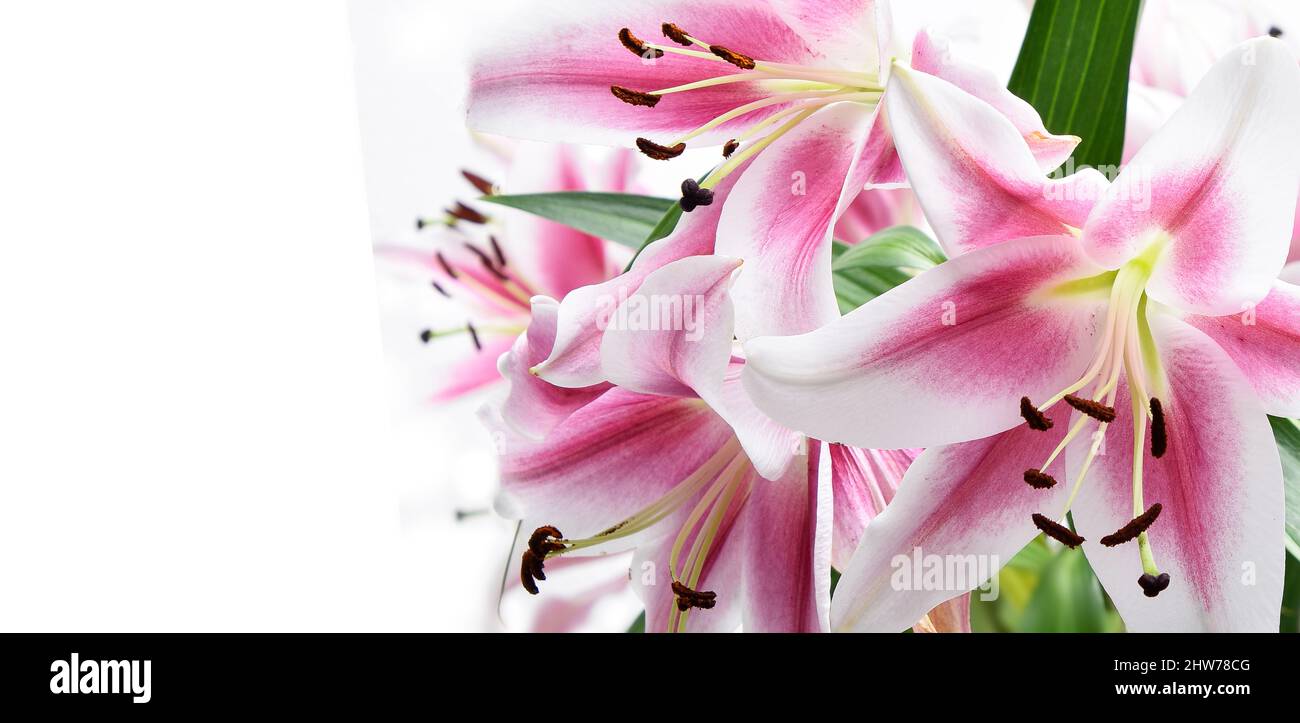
[0,0,1028,632]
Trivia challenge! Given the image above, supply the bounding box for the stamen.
[419,329,433,344]
[611,85,661,108]
[671,580,717,611]
[520,549,546,595]
[709,44,756,70]
[528,525,565,556]
[722,139,739,158]
[467,322,483,351]
[635,137,686,160]
[1149,397,1167,458]
[1138,572,1171,598]
[1100,503,1163,547]
[431,281,450,298]
[1031,513,1085,548]
[1270,26,1284,38]
[435,251,459,280]
[447,201,488,225]
[1064,394,1117,423]
[618,28,663,59]
[489,235,508,268]
[661,22,693,46]
[1020,396,1054,431]
[678,178,714,212]
[461,170,496,196]
[1023,469,1058,489]
[464,243,510,281]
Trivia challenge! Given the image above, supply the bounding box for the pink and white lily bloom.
[483,255,915,631]
[375,143,633,403]
[742,38,1300,632]
[468,0,1079,342]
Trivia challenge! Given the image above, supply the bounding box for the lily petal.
[768,0,892,75]
[496,296,609,440]
[717,102,877,339]
[831,424,1070,632]
[884,63,1108,256]
[489,387,737,553]
[1070,315,1283,632]
[1082,38,1300,316]
[829,443,917,570]
[743,235,1106,449]
[910,28,1078,172]
[468,1,821,146]
[1182,281,1300,418]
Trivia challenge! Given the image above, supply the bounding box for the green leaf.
[830,226,948,313]
[480,192,676,248]
[1007,0,1143,170]
[1018,547,1113,632]
[626,611,646,634]
[624,201,685,272]
[1270,416,1300,560]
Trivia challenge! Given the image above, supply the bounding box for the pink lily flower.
[743,38,1300,631]
[468,1,1078,345]
[483,254,916,631]
[374,142,633,403]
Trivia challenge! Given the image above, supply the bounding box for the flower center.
[520,437,752,631]
[611,23,884,207]
[1018,237,1173,598]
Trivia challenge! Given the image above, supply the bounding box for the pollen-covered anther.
[464,243,510,282]
[679,178,714,212]
[1019,396,1054,431]
[722,139,739,158]
[1138,572,1171,598]
[618,27,663,58]
[1149,397,1167,458]
[419,329,433,344]
[520,549,547,595]
[461,169,496,195]
[1031,513,1085,548]
[635,137,686,160]
[447,201,488,225]
[528,525,566,557]
[467,322,483,352]
[1023,468,1058,489]
[1100,503,1163,547]
[709,44,756,70]
[671,580,717,611]
[1063,394,1117,423]
[661,22,693,46]
[611,85,661,108]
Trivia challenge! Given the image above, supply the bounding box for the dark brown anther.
[1019,396,1054,431]
[1149,397,1167,458]
[464,243,510,282]
[1138,572,1171,598]
[431,281,450,298]
[1063,394,1117,423]
[1100,503,1163,547]
[722,139,739,158]
[416,218,427,231]
[419,329,433,344]
[1270,26,1284,38]
[619,28,663,58]
[1031,513,1085,548]
[709,44,756,69]
[435,251,459,280]
[447,201,488,225]
[611,85,661,108]
[488,235,508,268]
[662,22,693,46]
[671,580,717,611]
[461,169,496,196]
[467,322,483,352]
[520,549,546,595]
[1023,468,1058,489]
[679,178,714,212]
[635,137,686,160]
[527,525,566,557]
